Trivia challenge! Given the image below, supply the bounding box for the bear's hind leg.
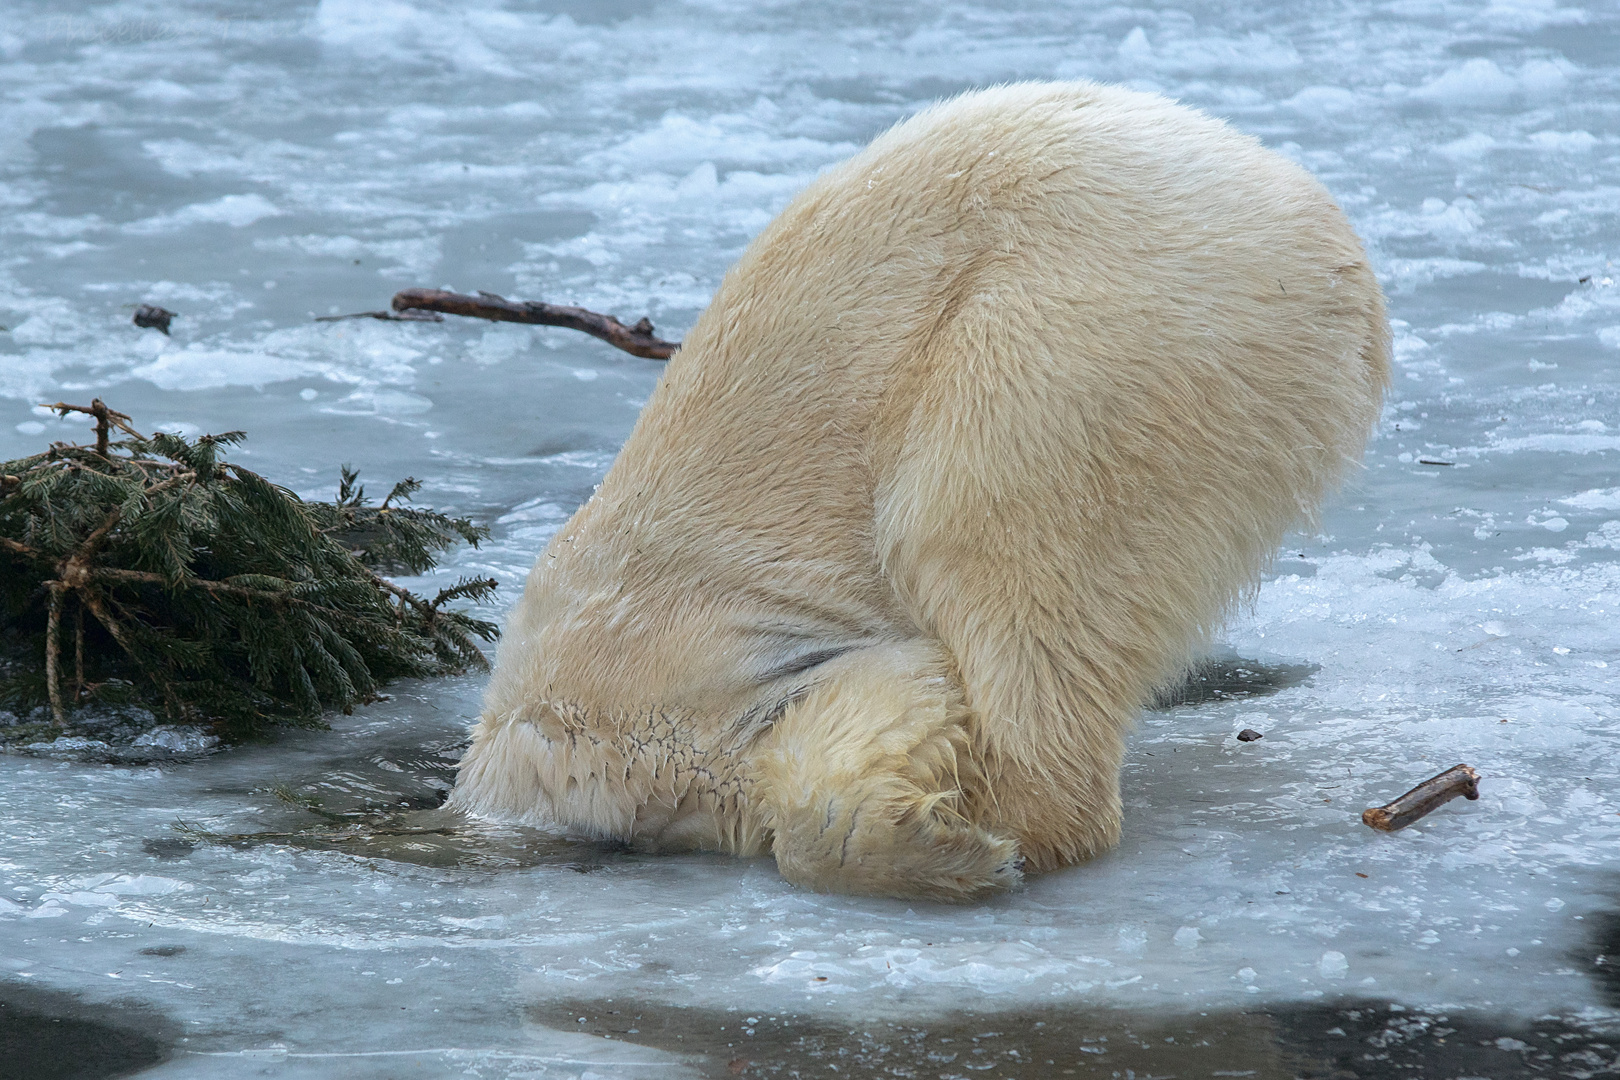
[751,642,1020,903]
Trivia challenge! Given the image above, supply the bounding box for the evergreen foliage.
[0,401,498,739]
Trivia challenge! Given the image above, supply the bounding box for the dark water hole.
[0,983,173,1080]
[1153,649,1318,709]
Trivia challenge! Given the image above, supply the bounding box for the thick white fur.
[453,81,1390,901]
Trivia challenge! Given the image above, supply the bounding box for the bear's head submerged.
[452,80,1390,902]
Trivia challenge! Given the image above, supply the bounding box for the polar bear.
[452,81,1390,901]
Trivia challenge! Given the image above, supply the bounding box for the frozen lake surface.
[2,0,1619,1075]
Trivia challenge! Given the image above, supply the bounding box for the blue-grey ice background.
[2,0,1618,1075]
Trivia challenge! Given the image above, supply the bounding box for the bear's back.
[601,79,1386,604]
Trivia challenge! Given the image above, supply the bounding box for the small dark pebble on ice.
[1237,728,1264,742]
[133,304,176,334]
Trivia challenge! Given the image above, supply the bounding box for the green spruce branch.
[0,400,498,738]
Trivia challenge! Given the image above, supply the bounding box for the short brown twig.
[1361,763,1481,832]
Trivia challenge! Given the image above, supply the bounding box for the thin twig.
[1,536,39,559]
[388,288,679,360]
[78,588,186,722]
[45,583,65,727]
[312,306,443,323]
[73,559,466,644]
[364,566,436,619]
[313,308,444,324]
[86,566,368,620]
[73,601,85,702]
[270,785,350,823]
[430,577,498,610]
[84,569,466,677]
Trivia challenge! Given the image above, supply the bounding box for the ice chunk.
[1562,487,1620,511]
[88,876,192,897]
[1411,59,1519,108]
[23,736,111,755]
[131,726,221,754]
[1319,952,1349,978]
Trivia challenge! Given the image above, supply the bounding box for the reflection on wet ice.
[171,736,624,873]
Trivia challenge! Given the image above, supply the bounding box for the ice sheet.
[1,0,1617,1074]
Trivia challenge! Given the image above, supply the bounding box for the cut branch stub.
[43,399,145,457]
[1361,763,1481,832]
[389,288,679,361]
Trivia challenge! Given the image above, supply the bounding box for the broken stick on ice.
[318,288,680,361]
[1361,763,1481,832]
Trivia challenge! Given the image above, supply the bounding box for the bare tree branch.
[387,288,680,360]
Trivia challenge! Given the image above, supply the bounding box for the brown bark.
[73,603,85,703]
[59,503,127,587]
[388,288,680,360]
[45,584,65,727]
[1361,763,1480,832]
[83,566,397,632]
[41,400,145,455]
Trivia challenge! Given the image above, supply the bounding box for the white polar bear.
[452,81,1390,901]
